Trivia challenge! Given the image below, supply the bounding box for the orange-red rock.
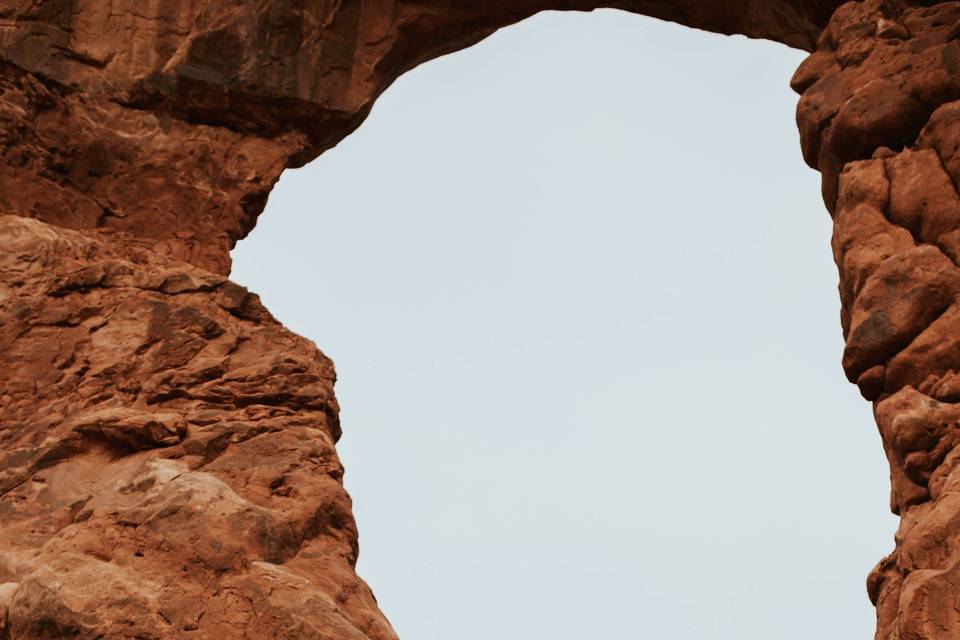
[6,1,960,639]
[0,0,843,275]
[0,215,392,638]
[794,2,960,637]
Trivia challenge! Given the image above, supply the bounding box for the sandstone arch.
[0,1,958,638]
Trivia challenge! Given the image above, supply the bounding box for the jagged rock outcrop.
[0,214,393,638]
[793,2,960,636]
[4,0,960,638]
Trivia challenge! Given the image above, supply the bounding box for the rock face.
[793,3,960,636]
[2,0,960,638]
[0,215,392,638]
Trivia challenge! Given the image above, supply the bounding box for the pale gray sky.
[232,9,897,638]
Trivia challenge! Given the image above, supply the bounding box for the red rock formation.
[3,0,960,638]
[793,2,960,636]
[0,0,845,277]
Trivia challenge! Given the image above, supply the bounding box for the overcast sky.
[231,9,897,639]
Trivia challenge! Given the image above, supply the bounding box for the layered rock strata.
[3,0,960,638]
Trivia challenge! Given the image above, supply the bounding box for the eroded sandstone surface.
[3,0,960,638]
[0,214,395,638]
[793,3,960,636]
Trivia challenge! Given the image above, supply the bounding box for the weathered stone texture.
[794,2,960,637]
[0,215,394,638]
[5,0,960,638]
[0,0,840,276]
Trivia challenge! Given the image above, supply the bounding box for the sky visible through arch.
[231,9,897,639]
